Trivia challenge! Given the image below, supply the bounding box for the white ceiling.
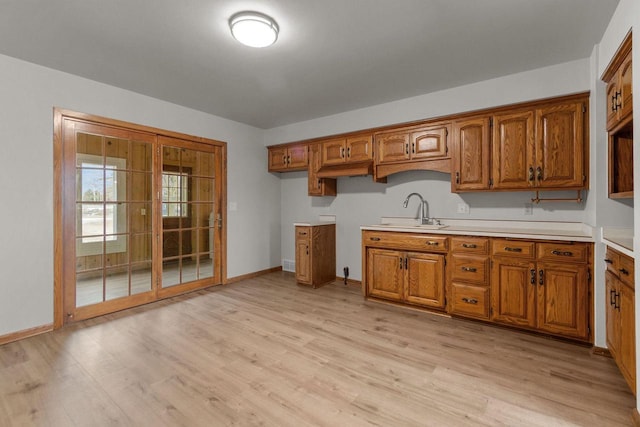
[0,0,619,129]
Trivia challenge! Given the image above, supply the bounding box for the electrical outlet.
[457,202,470,214]
[524,203,533,215]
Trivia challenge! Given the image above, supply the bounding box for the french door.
[55,111,225,325]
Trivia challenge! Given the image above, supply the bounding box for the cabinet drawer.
[363,231,448,252]
[451,255,489,285]
[605,247,621,276]
[619,253,635,289]
[451,236,489,254]
[537,242,588,263]
[295,226,311,241]
[449,283,490,320]
[491,239,535,259]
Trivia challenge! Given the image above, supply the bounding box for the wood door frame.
[53,108,227,329]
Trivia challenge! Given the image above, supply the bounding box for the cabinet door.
[452,117,491,191]
[367,248,403,301]
[308,143,336,196]
[268,146,289,171]
[410,125,448,160]
[346,135,373,162]
[536,262,588,339]
[287,144,309,170]
[405,252,445,308]
[295,234,311,284]
[619,284,636,392]
[619,51,633,125]
[606,272,620,358]
[492,110,535,189]
[491,258,536,327]
[535,101,585,189]
[322,138,346,165]
[606,80,619,131]
[376,132,410,164]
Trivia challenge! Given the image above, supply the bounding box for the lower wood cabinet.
[605,246,636,395]
[367,248,445,309]
[363,230,593,343]
[295,224,336,288]
[491,239,590,340]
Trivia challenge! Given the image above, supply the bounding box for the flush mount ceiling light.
[229,11,279,48]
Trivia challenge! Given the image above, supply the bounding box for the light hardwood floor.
[0,272,635,426]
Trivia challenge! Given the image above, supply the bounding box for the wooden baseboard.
[335,276,362,287]
[632,409,640,427]
[592,346,613,358]
[0,323,53,346]
[226,266,282,284]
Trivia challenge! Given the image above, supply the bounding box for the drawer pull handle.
[604,258,613,264]
[551,250,573,257]
[462,243,477,249]
[299,232,307,235]
[620,268,630,276]
[462,297,478,305]
[461,266,477,272]
[370,237,381,241]
[427,241,439,246]
[504,247,522,253]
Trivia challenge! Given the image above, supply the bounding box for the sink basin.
[380,223,449,230]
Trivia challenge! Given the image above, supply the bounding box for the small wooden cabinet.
[308,143,336,197]
[491,239,590,340]
[363,231,447,310]
[605,246,636,394]
[268,144,308,172]
[321,134,373,166]
[295,224,336,288]
[602,31,633,199]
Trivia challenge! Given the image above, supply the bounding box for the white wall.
[0,54,281,337]
[267,59,596,283]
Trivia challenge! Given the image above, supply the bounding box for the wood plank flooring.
[0,271,635,426]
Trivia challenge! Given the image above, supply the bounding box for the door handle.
[539,269,544,285]
[530,269,536,285]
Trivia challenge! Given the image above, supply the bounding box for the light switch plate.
[229,202,238,211]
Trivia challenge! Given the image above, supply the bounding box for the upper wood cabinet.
[604,34,633,132]
[603,31,633,199]
[453,95,588,192]
[376,124,449,164]
[268,144,308,172]
[451,117,491,191]
[308,143,336,197]
[321,134,373,166]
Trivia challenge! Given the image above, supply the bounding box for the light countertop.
[361,217,594,242]
[294,215,336,227]
[602,227,634,257]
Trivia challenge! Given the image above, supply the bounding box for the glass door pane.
[74,131,153,308]
[160,142,219,289]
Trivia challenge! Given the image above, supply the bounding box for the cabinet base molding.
[632,409,640,427]
[366,296,449,317]
[592,346,613,358]
[0,323,53,346]
[227,266,283,284]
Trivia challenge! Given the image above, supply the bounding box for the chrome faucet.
[403,192,431,225]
